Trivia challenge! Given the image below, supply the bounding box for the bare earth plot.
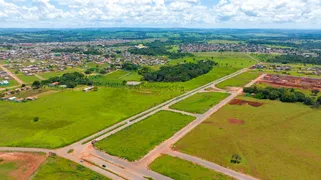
[0,152,46,180]
[174,96,321,180]
[150,155,234,180]
[95,111,195,161]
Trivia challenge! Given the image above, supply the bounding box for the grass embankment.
[170,92,230,114]
[95,111,195,161]
[32,155,109,180]
[216,71,261,89]
[0,87,180,148]
[150,155,233,180]
[175,96,321,180]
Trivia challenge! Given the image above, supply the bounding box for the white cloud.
[0,0,321,28]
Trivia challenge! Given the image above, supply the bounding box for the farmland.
[216,71,261,89]
[170,92,230,114]
[175,96,321,180]
[95,111,195,161]
[33,155,109,180]
[150,155,233,180]
[0,87,180,148]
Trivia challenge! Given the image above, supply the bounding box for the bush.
[254,92,266,99]
[304,97,315,105]
[33,117,39,122]
[280,92,298,103]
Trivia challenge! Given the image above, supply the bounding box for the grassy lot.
[16,74,40,83]
[0,87,180,148]
[32,155,109,180]
[170,92,230,114]
[121,71,142,81]
[150,155,233,180]
[175,96,321,180]
[39,68,84,79]
[95,111,195,161]
[216,71,261,89]
[90,70,129,83]
[147,52,255,91]
[0,79,19,88]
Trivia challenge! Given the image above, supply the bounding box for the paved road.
[0,64,25,84]
[135,73,266,174]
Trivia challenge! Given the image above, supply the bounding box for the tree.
[311,89,320,96]
[280,92,298,103]
[230,154,242,164]
[294,92,306,102]
[33,117,39,122]
[304,97,315,105]
[122,80,127,85]
[32,81,41,89]
[99,69,107,74]
[317,96,321,105]
[85,69,93,74]
[21,84,26,88]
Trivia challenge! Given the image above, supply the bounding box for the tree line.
[266,54,321,65]
[142,60,216,82]
[244,86,321,107]
[33,72,93,88]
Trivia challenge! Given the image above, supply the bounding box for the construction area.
[259,74,321,90]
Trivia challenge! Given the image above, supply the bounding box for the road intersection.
[0,68,265,180]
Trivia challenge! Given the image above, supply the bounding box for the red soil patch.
[229,99,264,107]
[0,152,47,180]
[228,118,245,125]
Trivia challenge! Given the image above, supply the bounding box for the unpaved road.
[0,64,25,84]
[0,70,264,180]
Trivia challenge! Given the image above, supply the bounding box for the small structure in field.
[49,82,60,87]
[83,86,94,92]
[126,81,142,86]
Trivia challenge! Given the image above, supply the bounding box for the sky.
[1,0,321,29]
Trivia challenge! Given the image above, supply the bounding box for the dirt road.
[0,64,25,84]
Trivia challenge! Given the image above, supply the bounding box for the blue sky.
[1,0,321,29]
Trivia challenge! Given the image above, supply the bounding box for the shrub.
[33,117,39,122]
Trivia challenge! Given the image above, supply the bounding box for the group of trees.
[244,86,321,106]
[122,62,140,71]
[266,54,321,65]
[34,72,93,88]
[142,60,216,82]
[128,44,193,59]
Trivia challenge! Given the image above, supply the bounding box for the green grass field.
[16,74,40,83]
[216,71,261,89]
[150,155,233,180]
[175,96,321,180]
[0,87,180,148]
[39,68,84,79]
[170,92,230,114]
[32,155,109,180]
[95,111,195,161]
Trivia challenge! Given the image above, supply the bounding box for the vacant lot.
[175,96,321,180]
[95,111,195,161]
[0,87,180,148]
[17,74,40,83]
[145,53,256,91]
[32,155,109,180]
[216,71,261,89]
[0,152,46,180]
[150,155,233,180]
[39,68,84,79]
[170,92,230,114]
